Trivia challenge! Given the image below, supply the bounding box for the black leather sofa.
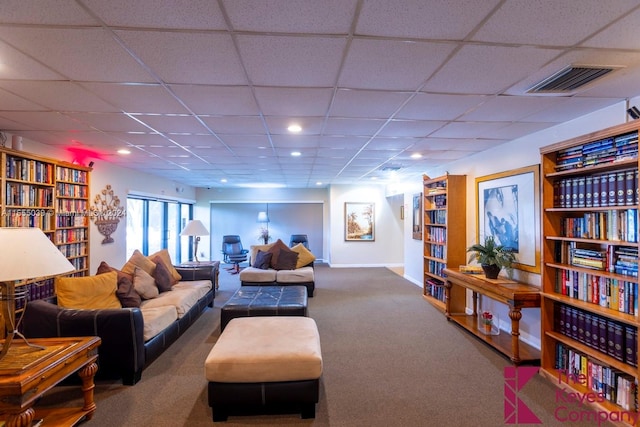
[22,265,216,385]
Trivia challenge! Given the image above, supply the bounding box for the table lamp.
[180,219,209,263]
[0,227,75,360]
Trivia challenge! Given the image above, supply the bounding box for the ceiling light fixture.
[117,149,131,155]
[291,151,301,157]
[287,124,302,133]
[411,153,422,159]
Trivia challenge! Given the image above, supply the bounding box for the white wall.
[328,184,403,267]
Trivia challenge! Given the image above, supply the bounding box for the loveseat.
[23,249,216,385]
[239,240,316,296]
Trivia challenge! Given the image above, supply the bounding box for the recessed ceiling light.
[287,124,302,133]
[411,153,422,159]
[316,181,323,186]
[220,178,227,183]
[117,149,131,155]
[291,151,301,157]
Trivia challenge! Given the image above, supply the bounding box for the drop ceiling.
[1,0,640,188]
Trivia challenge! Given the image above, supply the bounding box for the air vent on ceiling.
[527,65,618,93]
[381,165,402,172]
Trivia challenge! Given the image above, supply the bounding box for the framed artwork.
[412,193,422,240]
[345,202,375,241]
[475,164,540,273]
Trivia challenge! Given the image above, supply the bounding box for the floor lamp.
[0,228,75,360]
[180,219,209,263]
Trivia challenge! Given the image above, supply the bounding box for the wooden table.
[443,267,541,364]
[0,336,101,427]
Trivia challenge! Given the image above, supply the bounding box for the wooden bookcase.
[0,147,91,311]
[539,121,640,421]
[422,174,466,313]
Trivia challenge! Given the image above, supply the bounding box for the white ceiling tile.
[0,27,155,82]
[0,40,65,80]
[223,0,358,33]
[339,39,457,90]
[431,121,511,139]
[81,0,227,29]
[0,0,98,25]
[68,112,152,132]
[0,112,93,131]
[80,83,190,114]
[170,85,260,115]
[0,81,117,113]
[254,87,334,116]
[357,0,501,39]
[461,96,564,121]
[265,117,324,135]
[396,93,488,121]
[324,118,385,136]
[116,30,247,85]
[0,87,47,110]
[378,120,446,138]
[200,116,266,134]
[237,35,347,86]
[330,89,413,119]
[133,114,209,134]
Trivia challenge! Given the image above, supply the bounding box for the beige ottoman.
[205,316,322,422]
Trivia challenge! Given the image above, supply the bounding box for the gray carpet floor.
[37,264,596,426]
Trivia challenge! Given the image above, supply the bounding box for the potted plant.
[466,235,516,279]
[481,311,494,334]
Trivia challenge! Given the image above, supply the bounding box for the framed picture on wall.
[412,193,422,240]
[475,164,540,273]
[345,202,375,241]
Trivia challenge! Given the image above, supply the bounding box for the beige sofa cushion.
[205,316,322,383]
[276,266,314,283]
[140,305,177,341]
[140,279,212,318]
[238,266,277,283]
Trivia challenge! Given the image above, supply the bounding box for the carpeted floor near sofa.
[35,264,590,427]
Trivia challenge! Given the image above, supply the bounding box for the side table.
[176,261,220,290]
[0,336,101,427]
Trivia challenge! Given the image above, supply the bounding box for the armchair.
[290,234,309,249]
[222,235,249,274]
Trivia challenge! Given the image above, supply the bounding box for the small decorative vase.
[483,323,492,334]
[481,264,501,279]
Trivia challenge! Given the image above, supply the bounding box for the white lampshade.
[0,227,74,281]
[180,219,209,236]
[257,211,270,223]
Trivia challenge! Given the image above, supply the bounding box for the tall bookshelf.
[539,121,640,421]
[1,148,91,311]
[423,174,466,312]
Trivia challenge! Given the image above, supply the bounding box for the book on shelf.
[459,265,483,274]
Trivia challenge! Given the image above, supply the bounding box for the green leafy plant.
[467,235,516,271]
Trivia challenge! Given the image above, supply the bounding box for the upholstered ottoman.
[220,285,307,331]
[205,316,322,422]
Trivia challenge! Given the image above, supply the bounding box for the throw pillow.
[149,249,182,284]
[122,249,156,277]
[133,267,159,300]
[96,261,141,307]
[266,239,290,269]
[253,250,273,270]
[272,247,299,270]
[152,256,173,292]
[290,243,317,269]
[55,271,121,309]
[250,243,274,267]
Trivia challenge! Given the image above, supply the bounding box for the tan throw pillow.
[133,267,159,299]
[55,271,121,309]
[149,249,182,284]
[290,243,316,269]
[122,249,156,277]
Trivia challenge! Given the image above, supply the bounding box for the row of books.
[431,194,446,208]
[556,303,638,366]
[54,228,88,244]
[555,343,637,411]
[557,242,639,276]
[56,182,88,198]
[5,183,54,207]
[427,260,445,278]
[425,227,446,243]
[3,210,54,230]
[561,209,638,243]
[425,185,446,195]
[553,169,638,208]
[57,242,88,258]
[56,214,88,228]
[555,131,638,171]
[427,210,446,225]
[56,199,88,212]
[56,167,88,184]
[14,278,55,310]
[68,257,87,271]
[555,270,638,315]
[425,278,445,302]
[6,156,55,184]
[428,244,445,259]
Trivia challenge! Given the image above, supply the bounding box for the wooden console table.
[0,336,101,427]
[443,267,540,364]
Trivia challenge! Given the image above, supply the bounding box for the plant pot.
[483,323,492,333]
[481,264,501,279]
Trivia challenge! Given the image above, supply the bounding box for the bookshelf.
[540,121,640,421]
[0,148,91,312]
[422,174,466,313]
